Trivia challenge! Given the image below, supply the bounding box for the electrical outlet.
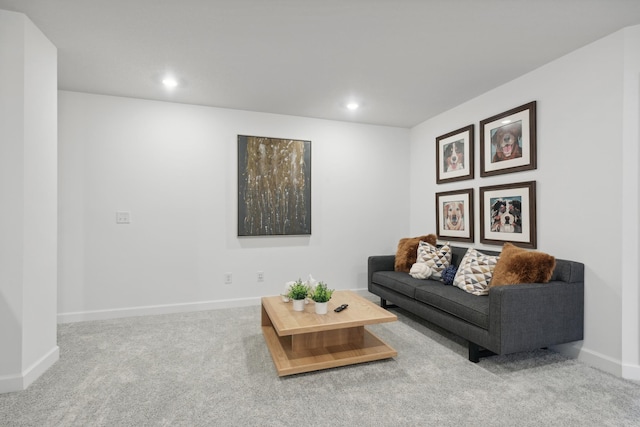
[257,271,264,282]
[224,272,232,284]
[116,211,131,224]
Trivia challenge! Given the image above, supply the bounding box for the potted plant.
[309,282,334,314]
[286,279,310,311]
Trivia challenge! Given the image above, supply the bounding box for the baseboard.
[622,363,640,381]
[58,287,372,324]
[0,373,23,394]
[553,342,622,378]
[351,287,373,297]
[0,346,59,394]
[58,297,262,323]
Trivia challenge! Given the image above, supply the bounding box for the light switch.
[116,211,131,224]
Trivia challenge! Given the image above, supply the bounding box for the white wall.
[58,92,410,320]
[410,26,640,378]
[0,8,25,389]
[621,25,640,380]
[0,10,58,393]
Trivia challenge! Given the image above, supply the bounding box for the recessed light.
[162,77,178,88]
[346,102,359,110]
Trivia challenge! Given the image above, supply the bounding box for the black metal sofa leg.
[468,342,495,362]
[380,298,397,309]
[469,342,481,363]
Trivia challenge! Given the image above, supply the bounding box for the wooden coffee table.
[261,290,397,376]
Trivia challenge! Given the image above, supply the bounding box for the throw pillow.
[409,262,433,279]
[441,265,458,286]
[394,234,437,272]
[490,243,556,287]
[453,248,500,296]
[416,241,451,279]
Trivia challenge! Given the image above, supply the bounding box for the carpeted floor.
[1,296,639,427]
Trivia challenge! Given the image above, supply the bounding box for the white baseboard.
[0,373,23,394]
[58,297,262,323]
[622,363,640,381]
[575,348,640,381]
[58,288,372,324]
[554,342,623,378]
[0,346,59,394]
[351,288,373,297]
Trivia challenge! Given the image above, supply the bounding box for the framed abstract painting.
[238,135,311,236]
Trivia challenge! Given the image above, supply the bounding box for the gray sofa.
[368,245,584,362]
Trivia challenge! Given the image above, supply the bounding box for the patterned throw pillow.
[453,248,500,296]
[416,241,451,279]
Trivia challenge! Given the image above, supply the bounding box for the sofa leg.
[468,342,495,362]
[380,298,397,309]
[468,342,480,363]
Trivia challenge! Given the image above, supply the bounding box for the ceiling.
[2,0,640,128]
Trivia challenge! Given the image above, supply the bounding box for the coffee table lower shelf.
[262,325,397,376]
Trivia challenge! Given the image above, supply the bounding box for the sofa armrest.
[367,255,395,290]
[488,280,584,354]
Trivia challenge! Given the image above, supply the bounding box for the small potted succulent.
[309,282,334,314]
[286,279,311,311]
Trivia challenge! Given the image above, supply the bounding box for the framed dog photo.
[435,188,474,243]
[480,181,537,248]
[436,124,474,184]
[480,101,536,177]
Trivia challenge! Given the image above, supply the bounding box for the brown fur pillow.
[394,234,437,272]
[490,242,556,287]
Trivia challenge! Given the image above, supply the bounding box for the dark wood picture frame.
[435,188,474,243]
[436,124,474,184]
[480,101,536,177]
[480,181,536,248]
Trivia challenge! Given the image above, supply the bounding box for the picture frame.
[436,124,474,184]
[237,135,311,236]
[480,101,536,177]
[479,181,537,248]
[435,188,474,243]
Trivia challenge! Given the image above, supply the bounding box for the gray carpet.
[2,296,639,427]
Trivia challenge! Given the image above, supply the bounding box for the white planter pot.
[292,299,306,311]
[315,302,328,314]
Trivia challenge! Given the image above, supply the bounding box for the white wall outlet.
[257,271,264,282]
[224,272,232,284]
[116,211,131,224]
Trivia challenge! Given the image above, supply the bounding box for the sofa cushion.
[414,282,489,329]
[394,234,437,272]
[371,271,428,299]
[416,241,452,279]
[453,247,499,296]
[490,243,556,287]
